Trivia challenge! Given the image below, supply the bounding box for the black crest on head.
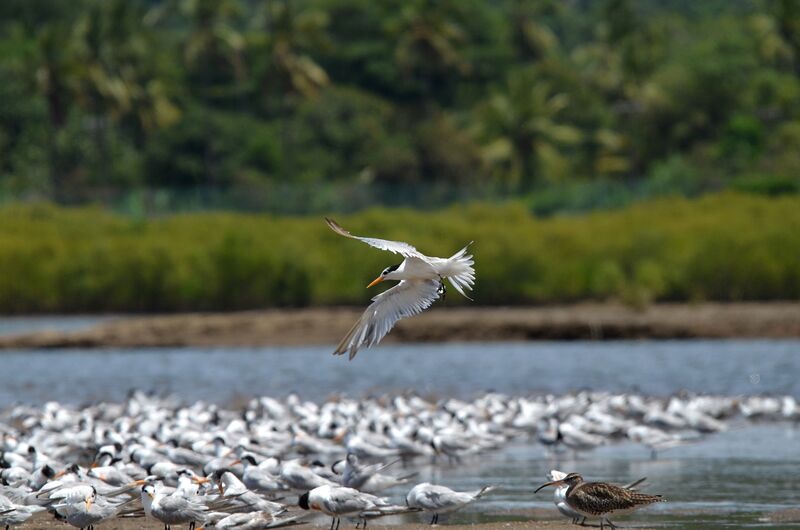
[298,492,310,510]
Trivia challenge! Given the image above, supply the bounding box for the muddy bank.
[16,517,650,530]
[1,303,799,349]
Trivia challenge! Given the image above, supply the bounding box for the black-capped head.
[368,263,401,288]
[42,464,55,478]
[241,454,258,466]
[382,264,400,276]
[298,491,310,510]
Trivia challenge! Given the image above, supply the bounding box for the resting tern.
[0,495,46,528]
[298,485,400,530]
[212,470,286,515]
[52,486,121,529]
[235,456,288,495]
[325,218,475,359]
[339,454,416,494]
[142,484,209,530]
[405,483,495,525]
[279,460,338,491]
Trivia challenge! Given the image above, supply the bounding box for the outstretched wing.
[334,279,441,360]
[326,218,422,258]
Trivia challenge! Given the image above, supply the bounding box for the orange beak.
[367,276,384,288]
[85,498,93,512]
[192,476,210,484]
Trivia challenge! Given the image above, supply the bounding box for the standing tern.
[297,484,398,530]
[52,486,122,529]
[325,218,475,359]
[405,483,495,525]
[142,484,209,530]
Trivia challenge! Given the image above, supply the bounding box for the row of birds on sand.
[1,390,796,529]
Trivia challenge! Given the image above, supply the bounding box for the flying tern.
[325,218,475,359]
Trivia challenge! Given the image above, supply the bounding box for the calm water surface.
[2,338,799,528]
[0,340,797,405]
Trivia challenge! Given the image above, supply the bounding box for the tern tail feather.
[443,243,475,300]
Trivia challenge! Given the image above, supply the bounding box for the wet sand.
[15,506,800,529]
[17,518,651,530]
[1,302,799,349]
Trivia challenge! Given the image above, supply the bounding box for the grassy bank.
[0,193,798,313]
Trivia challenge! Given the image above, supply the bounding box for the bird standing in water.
[325,218,475,359]
[535,472,664,529]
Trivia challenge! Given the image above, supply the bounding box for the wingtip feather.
[325,217,352,238]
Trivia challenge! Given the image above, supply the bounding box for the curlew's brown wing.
[570,482,663,515]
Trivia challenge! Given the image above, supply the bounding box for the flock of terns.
[2,219,796,529]
[1,390,797,529]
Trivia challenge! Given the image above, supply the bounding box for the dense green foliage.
[1,0,800,213]
[1,194,798,313]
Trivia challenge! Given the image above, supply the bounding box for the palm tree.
[258,0,329,103]
[391,0,470,102]
[478,68,581,191]
[33,21,81,199]
[767,0,800,73]
[172,0,247,102]
[508,0,560,63]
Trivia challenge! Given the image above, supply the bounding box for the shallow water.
[0,339,797,406]
[2,338,799,528]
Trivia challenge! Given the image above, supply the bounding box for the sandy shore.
[16,518,650,530]
[14,507,800,529]
[1,302,800,349]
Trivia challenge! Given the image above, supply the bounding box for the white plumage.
[326,218,475,359]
